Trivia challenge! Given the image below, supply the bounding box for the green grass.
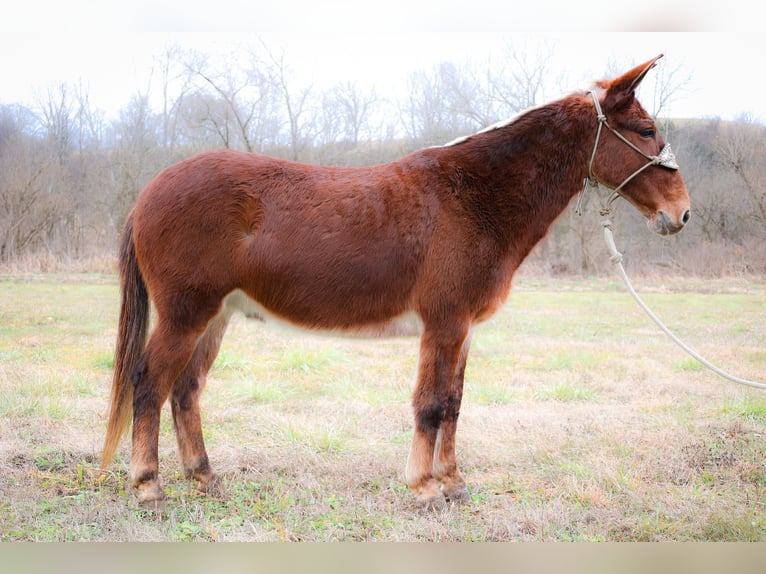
[1,274,766,541]
[721,393,766,424]
[275,344,351,374]
[533,380,597,402]
[674,357,705,372]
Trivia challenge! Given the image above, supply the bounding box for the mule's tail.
[101,214,149,472]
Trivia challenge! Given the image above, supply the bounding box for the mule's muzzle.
[652,208,691,236]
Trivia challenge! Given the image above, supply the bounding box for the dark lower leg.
[433,422,468,501]
[432,333,470,501]
[406,325,469,509]
[171,312,229,491]
[171,374,215,487]
[131,328,201,505]
[131,397,165,505]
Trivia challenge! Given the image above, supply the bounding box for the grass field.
[1,272,765,541]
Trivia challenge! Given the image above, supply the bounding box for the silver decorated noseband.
[655,142,679,170]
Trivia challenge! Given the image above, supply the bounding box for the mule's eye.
[639,128,656,138]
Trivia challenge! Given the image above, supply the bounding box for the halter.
[576,90,679,215]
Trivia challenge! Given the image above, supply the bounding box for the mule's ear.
[623,54,663,93]
[602,54,663,110]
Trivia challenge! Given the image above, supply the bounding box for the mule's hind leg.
[406,323,471,510]
[432,332,471,502]
[171,309,231,493]
[131,315,215,506]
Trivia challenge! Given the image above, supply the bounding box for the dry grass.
[1,273,765,541]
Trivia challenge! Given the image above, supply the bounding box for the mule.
[101,55,690,510]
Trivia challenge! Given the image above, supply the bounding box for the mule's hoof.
[138,496,167,513]
[416,492,448,512]
[136,481,166,507]
[444,485,471,503]
[196,472,225,497]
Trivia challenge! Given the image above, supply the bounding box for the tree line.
[1,41,764,275]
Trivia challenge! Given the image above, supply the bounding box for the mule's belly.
[223,290,422,338]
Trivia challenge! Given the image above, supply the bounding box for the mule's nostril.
[681,209,691,225]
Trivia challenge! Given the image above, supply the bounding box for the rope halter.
[575,90,680,216]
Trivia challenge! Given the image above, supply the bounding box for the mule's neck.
[430,94,595,258]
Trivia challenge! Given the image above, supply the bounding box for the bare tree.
[402,61,481,146]
[254,43,316,160]
[332,81,380,144]
[179,48,279,153]
[110,94,162,228]
[0,105,57,261]
[714,115,766,233]
[646,58,692,137]
[492,40,557,116]
[152,44,192,156]
[461,57,505,128]
[72,80,106,154]
[313,81,384,165]
[39,84,74,167]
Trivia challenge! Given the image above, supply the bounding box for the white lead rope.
[602,218,766,391]
[583,89,763,390]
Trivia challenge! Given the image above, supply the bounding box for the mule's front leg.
[433,424,469,502]
[406,405,443,510]
[406,325,470,510]
[432,333,471,502]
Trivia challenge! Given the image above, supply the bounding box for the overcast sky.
[2,1,763,123]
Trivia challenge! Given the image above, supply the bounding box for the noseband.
[577,90,679,214]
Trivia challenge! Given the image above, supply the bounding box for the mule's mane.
[436,92,586,149]
[438,114,529,148]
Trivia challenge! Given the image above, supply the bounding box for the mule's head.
[589,54,690,235]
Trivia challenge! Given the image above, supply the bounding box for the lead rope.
[600,209,766,391]
[581,89,764,390]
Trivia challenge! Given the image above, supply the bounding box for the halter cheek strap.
[576,90,680,215]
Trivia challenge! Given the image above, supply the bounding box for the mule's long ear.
[625,54,664,93]
[601,54,663,110]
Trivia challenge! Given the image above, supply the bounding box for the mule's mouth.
[649,208,691,236]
